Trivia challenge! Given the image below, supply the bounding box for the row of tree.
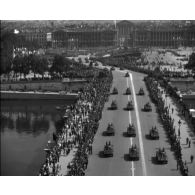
[1,54,73,80]
[185,52,195,72]
[1,30,44,75]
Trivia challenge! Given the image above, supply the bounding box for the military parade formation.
[100,70,169,166]
[39,67,113,176]
[36,61,194,176]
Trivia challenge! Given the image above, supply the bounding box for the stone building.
[51,29,117,49]
[3,21,195,51]
[116,20,135,47]
[116,20,195,48]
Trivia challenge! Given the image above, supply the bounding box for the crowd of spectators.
[39,68,112,176]
[159,78,195,131]
[99,50,194,79]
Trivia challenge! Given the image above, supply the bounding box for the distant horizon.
[2,20,194,23]
[2,20,194,31]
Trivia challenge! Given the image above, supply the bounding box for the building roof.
[116,20,135,27]
[52,28,117,34]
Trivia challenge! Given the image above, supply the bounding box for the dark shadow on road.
[145,134,159,140]
[102,131,115,136]
[98,151,113,158]
[141,108,152,112]
[107,107,117,111]
[123,132,136,137]
[151,156,168,165]
[124,154,139,161]
[123,108,134,111]
[136,93,145,96]
[123,93,131,96]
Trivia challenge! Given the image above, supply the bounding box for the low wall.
[170,80,195,93]
[0,80,87,92]
[1,81,64,92]
[1,91,78,101]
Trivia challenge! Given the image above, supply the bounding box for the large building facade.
[23,31,47,48]
[3,21,195,50]
[116,20,135,47]
[117,20,195,48]
[50,29,117,49]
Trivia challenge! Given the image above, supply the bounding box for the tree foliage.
[186,53,195,71]
[51,55,71,75]
[1,53,77,80]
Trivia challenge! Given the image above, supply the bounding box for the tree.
[28,54,40,78]
[21,55,30,79]
[51,55,64,77]
[1,30,16,77]
[1,55,12,78]
[185,53,195,71]
[98,70,108,78]
[12,55,23,79]
[152,66,162,78]
[36,57,48,79]
[51,55,71,77]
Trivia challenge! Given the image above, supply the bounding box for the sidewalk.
[160,88,195,175]
[56,126,79,176]
[57,147,77,176]
[56,104,91,175]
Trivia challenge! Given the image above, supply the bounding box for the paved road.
[85,67,181,176]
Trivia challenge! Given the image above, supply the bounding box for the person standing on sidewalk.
[190,155,194,163]
[186,137,189,145]
[178,128,180,137]
[172,108,174,114]
[189,140,191,148]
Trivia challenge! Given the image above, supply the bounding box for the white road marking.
[126,77,134,176]
[129,73,147,176]
[130,137,135,176]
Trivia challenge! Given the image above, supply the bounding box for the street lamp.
[63,115,69,144]
[178,119,181,128]
[178,119,182,138]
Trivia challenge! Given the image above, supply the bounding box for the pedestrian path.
[58,148,77,176]
[161,89,195,175]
